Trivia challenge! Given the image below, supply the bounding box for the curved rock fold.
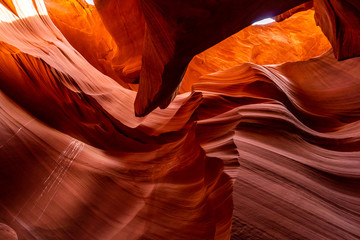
[0,0,360,239]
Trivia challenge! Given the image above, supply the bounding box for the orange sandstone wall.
[0,1,360,240]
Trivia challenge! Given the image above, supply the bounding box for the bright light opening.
[252,18,275,26]
[85,0,94,5]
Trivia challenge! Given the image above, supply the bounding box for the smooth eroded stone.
[0,224,17,240]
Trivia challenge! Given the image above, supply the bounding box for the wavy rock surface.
[314,0,360,60]
[191,49,360,239]
[0,0,360,240]
[0,1,234,239]
[123,0,311,116]
[231,51,360,239]
[181,9,331,92]
[44,0,139,90]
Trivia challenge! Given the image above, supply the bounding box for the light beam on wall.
[252,18,275,25]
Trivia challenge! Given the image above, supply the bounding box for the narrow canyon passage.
[0,0,359,239]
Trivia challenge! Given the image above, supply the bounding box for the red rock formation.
[94,0,144,83]
[131,0,313,116]
[314,0,360,60]
[0,223,17,240]
[275,1,313,22]
[0,0,360,239]
[44,0,139,89]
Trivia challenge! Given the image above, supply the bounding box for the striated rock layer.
[194,51,360,238]
[0,0,360,239]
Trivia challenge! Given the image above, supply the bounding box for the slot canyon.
[0,0,360,239]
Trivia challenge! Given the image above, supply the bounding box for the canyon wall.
[0,0,359,239]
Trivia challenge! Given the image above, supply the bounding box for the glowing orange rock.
[181,10,332,92]
[1,0,360,239]
[95,0,144,83]
[45,0,138,89]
